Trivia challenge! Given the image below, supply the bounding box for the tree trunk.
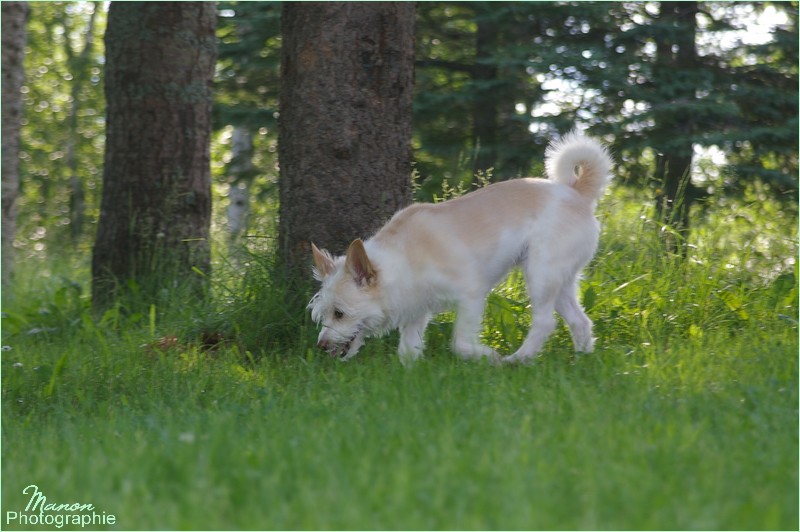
[92,2,216,309]
[278,1,415,272]
[653,1,699,244]
[1,2,29,288]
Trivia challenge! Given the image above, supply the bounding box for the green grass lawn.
[2,194,798,530]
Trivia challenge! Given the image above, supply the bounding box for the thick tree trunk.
[278,2,415,272]
[92,2,216,308]
[1,2,29,288]
[653,1,699,243]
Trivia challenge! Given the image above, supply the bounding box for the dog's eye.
[333,309,345,320]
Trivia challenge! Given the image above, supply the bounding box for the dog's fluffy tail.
[545,131,613,202]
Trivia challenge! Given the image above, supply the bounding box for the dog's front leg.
[398,313,431,366]
[452,298,499,362]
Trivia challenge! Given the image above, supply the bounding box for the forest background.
[6,1,798,269]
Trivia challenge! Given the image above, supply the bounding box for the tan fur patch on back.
[375,178,554,243]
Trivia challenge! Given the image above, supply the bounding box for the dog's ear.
[345,239,376,286]
[311,243,336,280]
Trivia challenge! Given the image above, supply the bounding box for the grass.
[2,190,798,530]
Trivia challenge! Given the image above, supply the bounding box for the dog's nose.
[317,339,329,351]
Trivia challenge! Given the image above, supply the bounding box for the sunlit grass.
[2,190,797,530]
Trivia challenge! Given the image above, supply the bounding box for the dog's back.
[371,133,612,286]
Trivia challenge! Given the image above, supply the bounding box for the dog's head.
[308,239,385,360]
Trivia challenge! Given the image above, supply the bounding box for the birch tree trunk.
[227,126,254,249]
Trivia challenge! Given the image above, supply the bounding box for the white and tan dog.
[309,132,613,365]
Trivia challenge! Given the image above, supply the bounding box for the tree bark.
[92,2,216,308]
[653,1,699,243]
[1,2,28,288]
[278,2,415,272]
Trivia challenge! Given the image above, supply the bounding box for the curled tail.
[545,131,613,202]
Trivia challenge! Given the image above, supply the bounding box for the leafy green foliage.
[17,2,106,258]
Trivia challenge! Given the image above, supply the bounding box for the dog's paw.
[453,341,500,362]
[574,338,595,353]
[398,351,422,368]
[501,352,540,365]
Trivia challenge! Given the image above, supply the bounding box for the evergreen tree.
[651,1,702,235]
[414,1,796,220]
[571,2,797,230]
[215,1,281,131]
[722,3,798,198]
[414,2,615,197]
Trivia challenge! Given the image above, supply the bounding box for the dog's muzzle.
[318,329,361,359]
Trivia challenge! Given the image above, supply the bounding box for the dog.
[309,131,613,365]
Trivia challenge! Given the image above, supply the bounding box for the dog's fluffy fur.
[309,132,613,365]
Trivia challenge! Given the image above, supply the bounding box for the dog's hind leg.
[555,282,594,352]
[398,313,431,366]
[506,303,557,363]
[505,268,559,363]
